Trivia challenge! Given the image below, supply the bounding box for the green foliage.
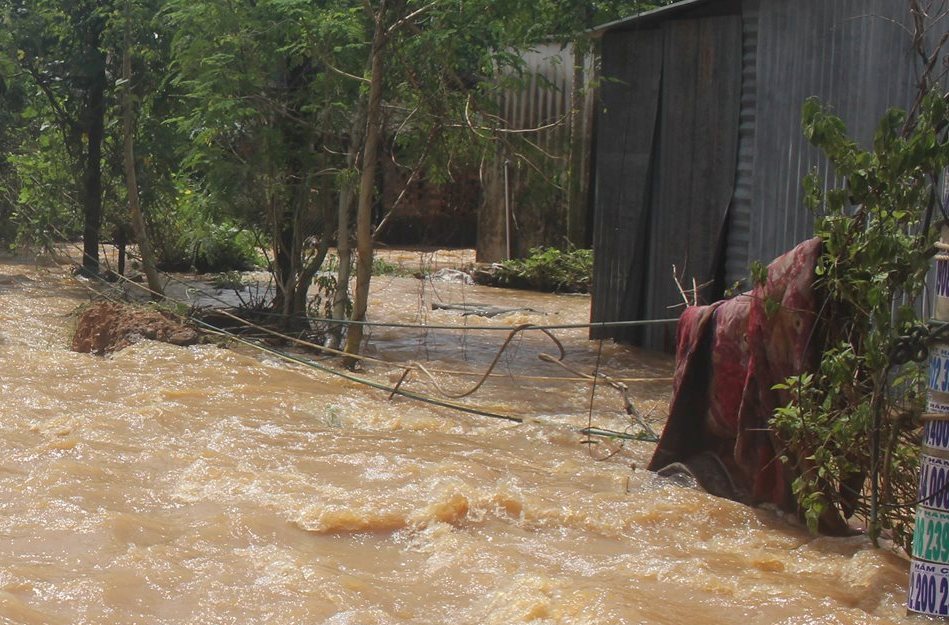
[494,246,593,293]
[370,257,411,277]
[0,0,182,266]
[147,179,261,273]
[749,260,768,287]
[212,271,245,290]
[151,215,260,274]
[0,0,676,319]
[7,139,82,248]
[771,90,947,546]
[309,272,349,322]
[163,0,360,316]
[190,225,260,274]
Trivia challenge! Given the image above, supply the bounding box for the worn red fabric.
[648,238,847,531]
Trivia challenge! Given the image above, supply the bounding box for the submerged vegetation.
[491,246,593,293]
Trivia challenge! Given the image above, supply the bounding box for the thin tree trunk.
[344,5,388,363]
[81,47,106,275]
[122,3,162,299]
[330,182,355,349]
[278,223,297,320]
[290,167,336,319]
[116,227,127,276]
[328,107,365,349]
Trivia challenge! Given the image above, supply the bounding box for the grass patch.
[371,257,412,277]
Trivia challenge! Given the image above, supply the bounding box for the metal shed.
[478,43,595,263]
[589,0,942,350]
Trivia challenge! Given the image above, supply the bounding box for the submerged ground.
[0,252,915,624]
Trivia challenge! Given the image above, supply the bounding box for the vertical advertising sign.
[910,223,949,617]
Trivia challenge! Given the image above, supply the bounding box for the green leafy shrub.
[152,217,260,273]
[494,246,593,293]
[211,271,245,290]
[770,90,947,547]
[148,181,261,273]
[371,257,411,277]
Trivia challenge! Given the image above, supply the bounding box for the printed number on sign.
[919,459,949,511]
[914,515,949,563]
[926,420,949,450]
[911,570,949,615]
[931,355,949,393]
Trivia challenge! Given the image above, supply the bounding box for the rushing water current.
[0,254,918,624]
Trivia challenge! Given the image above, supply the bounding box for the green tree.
[165,0,364,326]
[0,22,29,244]
[6,0,112,273]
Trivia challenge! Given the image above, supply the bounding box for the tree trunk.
[343,6,387,363]
[292,173,335,318]
[81,48,106,275]
[328,107,365,350]
[122,4,163,299]
[270,57,324,329]
[273,222,297,321]
[330,181,355,349]
[116,227,127,276]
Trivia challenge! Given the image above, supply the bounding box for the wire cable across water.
[22,222,671,441]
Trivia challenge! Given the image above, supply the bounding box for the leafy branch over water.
[771,89,948,548]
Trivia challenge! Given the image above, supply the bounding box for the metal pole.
[503,159,512,261]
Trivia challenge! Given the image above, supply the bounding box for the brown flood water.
[0,253,918,624]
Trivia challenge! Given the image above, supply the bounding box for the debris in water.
[71,301,200,354]
[431,302,541,318]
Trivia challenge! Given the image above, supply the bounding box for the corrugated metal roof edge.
[591,0,718,36]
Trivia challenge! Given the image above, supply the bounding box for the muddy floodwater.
[0,253,917,624]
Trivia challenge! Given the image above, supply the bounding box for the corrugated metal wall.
[590,28,664,344]
[477,44,594,262]
[723,0,758,289]
[590,4,742,350]
[641,14,743,350]
[747,0,923,266]
[499,46,575,149]
[591,0,944,351]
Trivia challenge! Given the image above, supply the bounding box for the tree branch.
[386,1,438,36]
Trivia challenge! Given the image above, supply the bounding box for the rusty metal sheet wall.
[477,44,594,263]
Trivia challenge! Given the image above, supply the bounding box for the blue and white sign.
[935,224,949,320]
[918,454,949,513]
[929,345,949,400]
[909,560,949,616]
[924,420,949,453]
